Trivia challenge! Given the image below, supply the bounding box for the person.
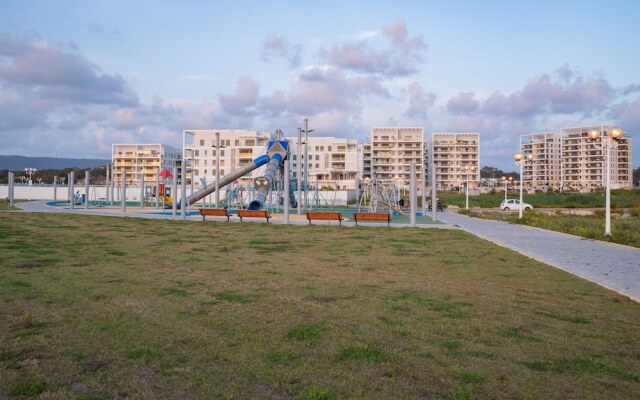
[399,198,405,207]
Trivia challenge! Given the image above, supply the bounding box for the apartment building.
[520,133,562,189]
[111,144,182,186]
[560,126,632,190]
[290,136,360,190]
[183,130,270,189]
[425,133,480,189]
[369,127,424,186]
[361,143,371,180]
[183,130,360,190]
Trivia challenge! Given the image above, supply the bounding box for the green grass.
[0,213,639,399]
[461,209,640,248]
[437,188,640,209]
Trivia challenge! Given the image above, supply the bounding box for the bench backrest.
[354,212,390,221]
[307,212,343,220]
[200,208,229,216]
[237,209,271,217]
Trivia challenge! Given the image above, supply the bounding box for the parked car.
[500,199,533,211]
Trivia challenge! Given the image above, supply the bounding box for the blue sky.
[1,0,639,170]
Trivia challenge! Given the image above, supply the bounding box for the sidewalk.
[438,211,640,302]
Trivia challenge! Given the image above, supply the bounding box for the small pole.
[297,127,302,214]
[410,162,416,227]
[172,166,178,216]
[156,167,160,209]
[284,149,290,224]
[85,170,90,209]
[105,166,110,203]
[8,172,14,207]
[121,171,127,213]
[53,176,57,202]
[140,173,145,209]
[70,171,75,209]
[181,164,187,221]
[110,165,115,206]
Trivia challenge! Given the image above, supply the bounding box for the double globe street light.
[462,165,475,210]
[589,128,623,236]
[24,167,37,200]
[513,153,533,219]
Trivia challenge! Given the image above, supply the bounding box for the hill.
[0,155,110,171]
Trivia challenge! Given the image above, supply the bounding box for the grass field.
[1,213,639,399]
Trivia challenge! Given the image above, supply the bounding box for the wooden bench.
[306,211,344,226]
[353,212,392,226]
[237,209,272,223]
[199,208,231,222]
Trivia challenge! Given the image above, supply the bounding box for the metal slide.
[181,155,269,208]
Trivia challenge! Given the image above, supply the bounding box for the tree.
[480,165,519,180]
[634,166,640,187]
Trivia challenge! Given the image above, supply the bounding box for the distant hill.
[0,155,110,171]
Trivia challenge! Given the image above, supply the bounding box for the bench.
[353,212,391,226]
[306,211,344,226]
[199,208,231,222]
[237,209,271,223]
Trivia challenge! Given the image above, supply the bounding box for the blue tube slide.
[248,153,283,210]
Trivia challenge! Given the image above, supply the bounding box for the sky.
[1,0,639,171]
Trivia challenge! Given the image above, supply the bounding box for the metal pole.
[140,173,145,209]
[53,176,57,202]
[181,164,187,221]
[465,173,469,210]
[172,166,178,216]
[303,119,309,213]
[110,165,115,206]
[8,172,14,207]
[215,132,220,208]
[605,144,611,235]
[296,127,302,214]
[431,141,437,221]
[121,171,127,213]
[519,163,524,220]
[85,170,90,209]
[421,176,426,216]
[70,171,75,209]
[156,167,160,209]
[105,166,110,203]
[410,162,416,227]
[284,151,290,224]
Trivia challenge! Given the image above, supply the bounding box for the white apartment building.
[369,127,424,186]
[183,130,360,190]
[425,133,480,189]
[560,125,632,190]
[520,132,562,189]
[111,144,182,186]
[183,130,270,188]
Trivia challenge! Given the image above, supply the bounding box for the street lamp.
[301,119,314,212]
[501,176,513,201]
[212,132,226,208]
[589,128,623,236]
[24,167,37,200]
[462,165,475,210]
[514,153,533,219]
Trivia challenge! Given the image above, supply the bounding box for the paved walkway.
[11,201,640,302]
[438,211,640,302]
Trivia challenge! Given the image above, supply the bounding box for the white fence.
[0,185,358,207]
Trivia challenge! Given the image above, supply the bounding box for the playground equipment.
[181,129,293,211]
[357,178,408,215]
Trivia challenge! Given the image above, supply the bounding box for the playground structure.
[357,177,409,215]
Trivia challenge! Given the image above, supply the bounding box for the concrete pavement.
[438,211,640,302]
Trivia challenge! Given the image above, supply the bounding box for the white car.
[500,199,533,211]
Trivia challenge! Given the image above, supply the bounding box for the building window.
[199,140,204,146]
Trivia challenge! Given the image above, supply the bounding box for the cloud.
[84,23,123,40]
[0,33,138,106]
[405,82,436,120]
[261,34,303,68]
[218,76,260,117]
[608,96,640,132]
[318,20,427,77]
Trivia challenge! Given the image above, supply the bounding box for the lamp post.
[301,119,314,212]
[462,165,475,210]
[589,128,623,236]
[514,153,533,219]
[213,132,226,208]
[501,176,513,201]
[24,167,36,200]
